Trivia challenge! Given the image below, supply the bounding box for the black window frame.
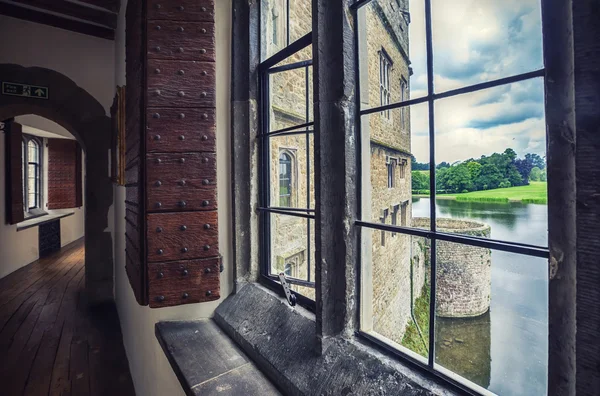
[258,31,316,309]
[352,0,550,394]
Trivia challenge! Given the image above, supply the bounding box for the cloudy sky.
[407,0,545,164]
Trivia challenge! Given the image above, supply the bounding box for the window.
[263,0,310,61]
[380,208,389,246]
[387,156,397,188]
[356,1,549,394]
[271,0,287,50]
[379,49,392,119]
[400,201,407,227]
[400,77,407,127]
[399,158,406,179]
[260,1,315,303]
[391,204,399,236]
[22,135,42,212]
[279,152,292,207]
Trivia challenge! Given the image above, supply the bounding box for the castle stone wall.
[413,218,492,318]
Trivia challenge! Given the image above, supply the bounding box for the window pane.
[28,140,39,164]
[268,65,313,132]
[272,44,313,67]
[434,79,547,247]
[433,242,548,395]
[360,227,431,363]
[270,213,315,299]
[360,103,431,227]
[261,0,312,60]
[431,0,543,92]
[269,134,314,210]
[358,0,428,111]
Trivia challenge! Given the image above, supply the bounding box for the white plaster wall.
[0,15,116,113]
[0,118,86,280]
[0,16,115,278]
[113,2,233,395]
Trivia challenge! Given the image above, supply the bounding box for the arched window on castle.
[279,152,293,207]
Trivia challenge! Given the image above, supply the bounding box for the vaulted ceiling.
[0,0,120,40]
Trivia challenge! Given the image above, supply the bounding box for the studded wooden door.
[125,0,219,308]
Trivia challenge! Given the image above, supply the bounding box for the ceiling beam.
[6,0,117,28]
[0,2,114,40]
[70,0,120,13]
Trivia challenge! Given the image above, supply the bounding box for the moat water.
[412,198,548,396]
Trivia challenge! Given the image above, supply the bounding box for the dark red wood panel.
[147,0,215,22]
[147,152,216,182]
[146,185,217,213]
[147,20,215,61]
[125,0,218,308]
[146,152,216,212]
[148,257,220,308]
[47,139,81,209]
[147,60,216,108]
[146,211,218,262]
[4,121,24,225]
[146,108,216,153]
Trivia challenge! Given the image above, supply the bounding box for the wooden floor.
[0,239,136,396]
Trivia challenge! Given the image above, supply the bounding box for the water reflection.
[436,313,491,389]
[413,198,548,395]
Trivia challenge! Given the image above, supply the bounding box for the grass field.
[414,182,548,204]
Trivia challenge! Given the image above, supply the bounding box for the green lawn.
[416,182,548,204]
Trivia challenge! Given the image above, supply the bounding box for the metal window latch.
[278,273,297,307]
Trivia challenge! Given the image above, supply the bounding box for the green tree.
[410,154,429,171]
[475,164,504,190]
[529,166,542,181]
[507,163,525,186]
[525,153,545,169]
[411,171,430,191]
[438,163,473,193]
[466,161,482,186]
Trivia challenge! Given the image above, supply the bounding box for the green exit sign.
[2,82,49,100]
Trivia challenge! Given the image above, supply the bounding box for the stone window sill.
[157,282,463,396]
[17,210,74,231]
[155,319,281,396]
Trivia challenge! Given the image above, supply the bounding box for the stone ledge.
[155,319,281,396]
[214,283,459,396]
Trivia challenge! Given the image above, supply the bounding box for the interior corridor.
[0,239,135,395]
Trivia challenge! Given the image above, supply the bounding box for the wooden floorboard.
[0,239,136,396]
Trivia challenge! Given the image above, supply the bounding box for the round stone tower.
[413,218,492,318]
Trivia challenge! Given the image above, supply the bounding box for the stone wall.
[363,1,415,345]
[413,218,492,318]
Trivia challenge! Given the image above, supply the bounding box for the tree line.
[411,149,547,194]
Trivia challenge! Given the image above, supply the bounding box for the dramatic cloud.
[408,0,545,163]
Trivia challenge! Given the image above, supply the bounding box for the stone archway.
[0,64,113,304]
